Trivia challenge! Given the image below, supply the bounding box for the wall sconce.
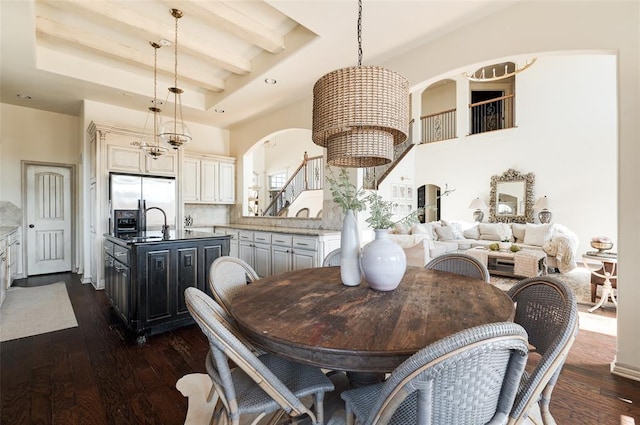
[468,197,488,222]
[534,196,552,224]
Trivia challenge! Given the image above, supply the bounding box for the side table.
[582,252,618,312]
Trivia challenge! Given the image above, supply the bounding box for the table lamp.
[468,198,488,222]
[534,196,552,224]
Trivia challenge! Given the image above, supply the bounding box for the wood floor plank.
[2,272,640,424]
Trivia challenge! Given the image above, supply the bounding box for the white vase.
[340,209,362,286]
[361,229,407,291]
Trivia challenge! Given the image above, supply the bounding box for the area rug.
[489,266,597,306]
[0,282,78,342]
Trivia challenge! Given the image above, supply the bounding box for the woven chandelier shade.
[312,65,409,167]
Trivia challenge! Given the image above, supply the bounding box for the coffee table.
[467,246,547,278]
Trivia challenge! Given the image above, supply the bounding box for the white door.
[26,164,72,275]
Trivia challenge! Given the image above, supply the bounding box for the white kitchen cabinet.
[182,154,235,204]
[8,228,22,284]
[107,144,177,176]
[218,227,339,278]
[238,231,271,277]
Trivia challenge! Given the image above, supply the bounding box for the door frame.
[21,160,77,276]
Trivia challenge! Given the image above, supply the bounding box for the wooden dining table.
[230,266,515,379]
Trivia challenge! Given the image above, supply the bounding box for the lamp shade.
[534,196,549,209]
[312,66,409,167]
[468,198,488,210]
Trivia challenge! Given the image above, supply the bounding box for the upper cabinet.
[183,153,235,204]
[107,144,177,176]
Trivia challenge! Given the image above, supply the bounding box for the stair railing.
[363,119,415,189]
[263,153,324,216]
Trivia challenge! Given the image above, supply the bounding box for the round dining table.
[230,266,515,377]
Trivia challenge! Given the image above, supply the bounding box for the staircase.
[263,153,324,217]
[363,119,415,189]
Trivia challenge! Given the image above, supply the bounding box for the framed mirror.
[489,168,535,223]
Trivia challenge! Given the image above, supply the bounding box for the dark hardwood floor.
[2,272,640,424]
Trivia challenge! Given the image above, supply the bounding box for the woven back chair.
[341,322,529,425]
[506,276,579,425]
[209,256,259,317]
[322,248,342,267]
[425,253,491,282]
[185,287,335,425]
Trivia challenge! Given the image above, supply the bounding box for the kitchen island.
[103,230,230,343]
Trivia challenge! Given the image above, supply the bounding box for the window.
[268,172,287,190]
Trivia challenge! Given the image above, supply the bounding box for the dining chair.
[296,207,310,218]
[322,248,342,267]
[506,276,579,425]
[341,321,529,425]
[209,256,259,317]
[425,252,491,282]
[185,287,335,425]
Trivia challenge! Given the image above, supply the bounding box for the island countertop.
[213,224,340,237]
[104,230,230,246]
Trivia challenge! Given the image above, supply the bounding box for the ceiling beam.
[36,16,225,93]
[43,0,251,75]
[164,0,286,54]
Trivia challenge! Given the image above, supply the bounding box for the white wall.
[411,54,616,257]
[0,104,80,207]
[229,2,640,379]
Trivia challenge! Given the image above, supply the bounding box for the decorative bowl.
[590,240,613,252]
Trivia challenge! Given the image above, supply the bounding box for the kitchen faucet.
[145,207,170,240]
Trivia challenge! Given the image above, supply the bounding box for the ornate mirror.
[489,169,535,223]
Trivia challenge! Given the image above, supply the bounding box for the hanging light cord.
[357,0,362,66]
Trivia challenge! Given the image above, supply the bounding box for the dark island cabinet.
[103,234,229,343]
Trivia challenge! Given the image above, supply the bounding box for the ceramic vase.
[361,229,407,291]
[340,209,362,286]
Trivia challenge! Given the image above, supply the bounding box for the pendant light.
[312,0,409,167]
[160,8,191,149]
[140,41,168,160]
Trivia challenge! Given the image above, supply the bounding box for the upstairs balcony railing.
[263,153,324,217]
[421,108,456,143]
[469,94,515,134]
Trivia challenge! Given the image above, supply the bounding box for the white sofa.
[388,220,579,273]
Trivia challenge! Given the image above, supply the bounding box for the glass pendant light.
[140,41,168,159]
[160,8,191,149]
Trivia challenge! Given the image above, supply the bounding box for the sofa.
[388,220,579,273]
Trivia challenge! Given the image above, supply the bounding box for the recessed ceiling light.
[264,78,277,85]
[214,109,225,113]
[16,93,32,100]
[159,39,172,46]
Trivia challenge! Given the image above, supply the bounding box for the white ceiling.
[1,0,519,129]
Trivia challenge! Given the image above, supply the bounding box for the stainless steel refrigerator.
[109,173,176,233]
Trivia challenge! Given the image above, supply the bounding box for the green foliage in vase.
[365,192,423,230]
[326,166,366,213]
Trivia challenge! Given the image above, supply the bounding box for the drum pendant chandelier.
[312,0,409,167]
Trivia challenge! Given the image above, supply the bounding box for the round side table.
[582,252,617,312]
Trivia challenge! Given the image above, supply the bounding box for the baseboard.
[610,360,640,382]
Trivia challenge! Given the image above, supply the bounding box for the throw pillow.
[511,223,527,242]
[463,224,480,239]
[479,223,513,241]
[434,225,454,241]
[392,222,410,235]
[523,223,555,246]
[410,223,432,240]
[441,220,465,240]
